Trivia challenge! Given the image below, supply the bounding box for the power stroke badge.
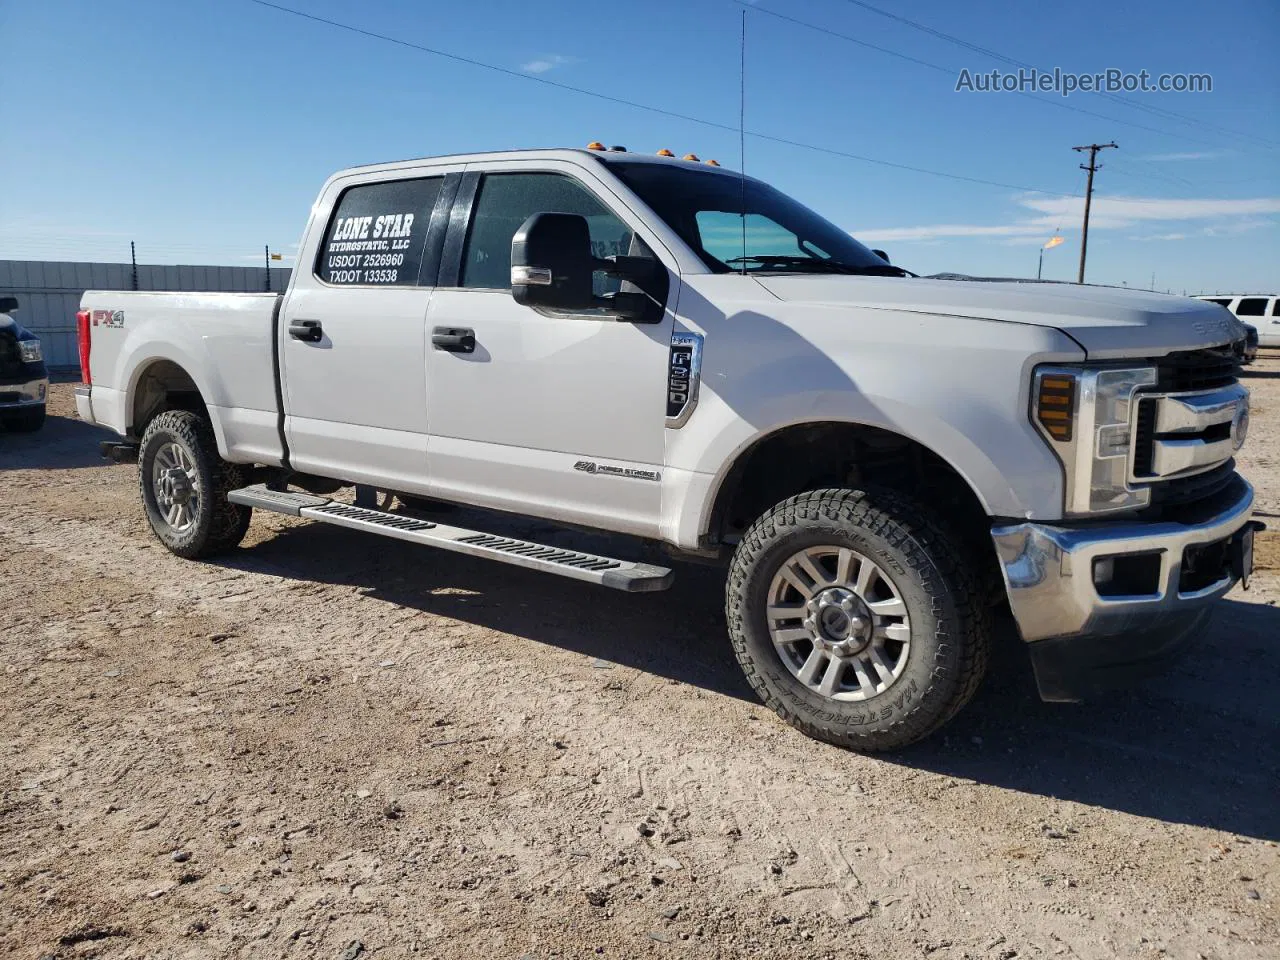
[666,331,703,428]
[573,461,661,482]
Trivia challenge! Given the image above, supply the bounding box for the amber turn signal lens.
[1036,373,1077,442]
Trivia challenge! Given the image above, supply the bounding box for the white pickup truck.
[75,146,1260,750]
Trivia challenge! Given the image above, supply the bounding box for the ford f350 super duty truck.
[75,146,1260,750]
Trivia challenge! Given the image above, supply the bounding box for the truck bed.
[77,291,284,464]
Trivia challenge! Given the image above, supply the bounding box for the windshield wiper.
[724,255,912,277]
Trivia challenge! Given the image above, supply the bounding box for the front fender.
[661,303,1085,547]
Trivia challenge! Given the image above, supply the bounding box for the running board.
[227,484,673,592]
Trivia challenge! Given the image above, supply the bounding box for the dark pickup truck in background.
[0,296,48,433]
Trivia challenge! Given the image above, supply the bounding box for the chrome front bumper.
[992,477,1255,644]
[0,377,47,408]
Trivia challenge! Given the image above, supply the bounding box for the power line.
[733,1,1226,150]
[831,0,1279,149]
[242,0,1128,202]
[1103,161,1196,191]
[727,1,955,75]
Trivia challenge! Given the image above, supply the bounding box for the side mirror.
[511,213,594,311]
[0,296,17,313]
[870,249,890,264]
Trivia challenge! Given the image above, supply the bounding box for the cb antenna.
[739,9,747,275]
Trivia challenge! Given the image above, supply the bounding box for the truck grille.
[0,334,25,380]
[1132,397,1157,478]
[1131,341,1246,514]
[1154,344,1242,392]
[1148,460,1237,508]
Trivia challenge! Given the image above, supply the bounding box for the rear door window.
[1235,297,1267,317]
[317,177,443,286]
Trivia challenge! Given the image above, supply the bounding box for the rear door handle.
[432,326,476,353]
[289,319,323,342]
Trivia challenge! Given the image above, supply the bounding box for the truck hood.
[753,275,1247,358]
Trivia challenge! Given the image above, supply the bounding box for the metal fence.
[0,260,294,369]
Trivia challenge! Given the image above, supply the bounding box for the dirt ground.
[2,354,1278,960]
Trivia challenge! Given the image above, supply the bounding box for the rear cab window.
[317,177,443,286]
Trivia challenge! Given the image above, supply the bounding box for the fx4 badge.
[666,331,703,428]
[91,309,125,328]
[573,460,661,482]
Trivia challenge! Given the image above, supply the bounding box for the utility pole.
[130,241,139,291]
[1072,141,1117,284]
[264,245,272,292]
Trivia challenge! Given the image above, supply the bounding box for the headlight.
[18,339,42,363]
[1031,365,1157,516]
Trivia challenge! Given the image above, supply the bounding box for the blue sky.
[1,0,1276,292]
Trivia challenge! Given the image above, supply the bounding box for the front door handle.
[289,319,323,342]
[432,326,476,353]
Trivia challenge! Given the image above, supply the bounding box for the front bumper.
[992,477,1256,700]
[0,376,47,408]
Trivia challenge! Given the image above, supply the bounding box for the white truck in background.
[75,146,1260,750]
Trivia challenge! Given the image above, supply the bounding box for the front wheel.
[138,410,252,559]
[726,488,990,751]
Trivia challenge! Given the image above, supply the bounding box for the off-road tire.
[726,487,990,751]
[138,410,251,559]
[3,405,45,432]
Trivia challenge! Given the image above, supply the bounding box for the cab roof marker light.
[683,153,700,161]
[656,149,675,157]
[586,141,605,151]
[706,159,721,166]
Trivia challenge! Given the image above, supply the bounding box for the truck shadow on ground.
[0,410,113,470]
[891,596,1280,842]
[227,517,1280,841]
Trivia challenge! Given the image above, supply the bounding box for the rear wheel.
[138,410,251,558]
[726,488,990,751]
[2,405,45,432]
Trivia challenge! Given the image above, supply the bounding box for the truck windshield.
[605,160,902,276]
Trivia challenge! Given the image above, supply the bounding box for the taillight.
[76,309,91,384]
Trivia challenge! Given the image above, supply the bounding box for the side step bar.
[227,484,673,593]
